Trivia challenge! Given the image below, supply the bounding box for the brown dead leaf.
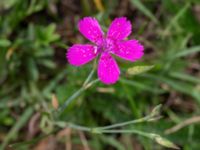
[33,136,57,150]
[57,128,72,150]
[52,94,59,110]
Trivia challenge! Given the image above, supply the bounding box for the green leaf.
[40,115,54,134]
[35,24,60,46]
[173,45,200,58]
[38,59,56,69]
[26,58,39,81]
[0,107,33,150]
[9,134,51,149]
[100,135,126,150]
[120,78,163,94]
[130,0,158,23]
[0,39,11,47]
[169,71,200,84]
[143,73,200,103]
[127,65,154,75]
[163,2,190,36]
[0,0,18,9]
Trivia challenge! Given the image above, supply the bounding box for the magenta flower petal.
[67,17,144,85]
[98,53,120,84]
[67,44,98,66]
[114,40,144,61]
[78,17,104,44]
[107,17,131,40]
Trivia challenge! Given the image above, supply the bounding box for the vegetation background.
[0,0,200,149]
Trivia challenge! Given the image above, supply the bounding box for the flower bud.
[155,135,180,149]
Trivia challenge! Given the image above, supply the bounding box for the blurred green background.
[0,0,200,149]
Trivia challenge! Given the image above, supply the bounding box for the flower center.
[97,38,115,53]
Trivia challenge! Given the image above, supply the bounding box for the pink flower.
[67,17,144,84]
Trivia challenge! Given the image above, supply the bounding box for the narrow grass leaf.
[0,39,11,47]
[173,45,200,58]
[143,74,200,103]
[163,2,190,36]
[120,78,163,94]
[9,134,50,149]
[100,135,126,150]
[130,0,158,23]
[169,72,200,84]
[0,107,33,150]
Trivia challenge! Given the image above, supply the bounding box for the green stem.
[56,104,161,130]
[57,87,85,116]
[83,78,99,89]
[97,116,150,130]
[83,69,95,86]
[121,82,139,117]
[83,58,97,86]
[99,129,155,139]
[54,121,155,139]
[56,59,98,117]
[54,121,91,132]
[57,78,99,116]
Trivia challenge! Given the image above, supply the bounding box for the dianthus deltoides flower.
[67,17,144,84]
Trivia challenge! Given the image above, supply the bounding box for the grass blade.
[120,78,164,94]
[0,107,33,150]
[163,2,190,36]
[173,45,200,58]
[169,72,200,84]
[130,0,158,23]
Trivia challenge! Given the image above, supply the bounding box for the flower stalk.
[54,108,179,149]
[56,59,98,117]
